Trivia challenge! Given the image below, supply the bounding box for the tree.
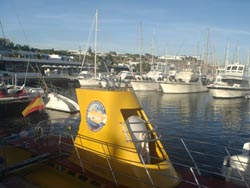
[21,45,30,51]
[0,38,11,49]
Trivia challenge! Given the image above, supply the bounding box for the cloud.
[211,26,250,36]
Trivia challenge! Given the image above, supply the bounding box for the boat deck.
[1,119,249,188]
[2,135,125,188]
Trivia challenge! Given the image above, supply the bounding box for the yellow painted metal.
[1,88,180,188]
[23,163,101,188]
[0,145,107,188]
[75,89,140,160]
[73,88,180,188]
[0,146,31,166]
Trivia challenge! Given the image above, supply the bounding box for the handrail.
[4,118,250,188]
[71,134,85,173]
[101,144,118,185]
[139,152,156,188]
[181,138,201,175]
[121,121,161,143]
[35,120,250,187]
[190,167,201,188]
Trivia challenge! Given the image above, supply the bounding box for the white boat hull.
[45,92,79,113]
[100,80,129,88]
[160,82,208,94]
[78,78,100,87]
[130,81,160,91]
[208,86,250,98]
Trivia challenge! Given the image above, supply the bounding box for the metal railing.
[2,118,250,188]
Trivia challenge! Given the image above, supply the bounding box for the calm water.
[136,91,250,148]
[1,86,250,170]
[135,91,250,170]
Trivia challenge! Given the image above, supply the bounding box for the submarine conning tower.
[71,88,180,188]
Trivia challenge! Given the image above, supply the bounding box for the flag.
[22,95,45,117]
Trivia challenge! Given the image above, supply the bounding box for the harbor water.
[135,90,250,172]
[1,85,250,172]
[136,91,250,148]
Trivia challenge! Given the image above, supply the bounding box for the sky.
[1,0,250,64]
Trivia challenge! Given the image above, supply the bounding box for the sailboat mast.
[139,21,143,75]
[205,28,209,65]
[94,9,98,78]
[248,51,250,66]
[0,20,6,39]
[151,30,155,64]
[237,46,240,64]
[225,41,229,67]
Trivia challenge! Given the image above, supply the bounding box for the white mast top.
[94,9,98,78]
[225,41,230,67]
[139,21,142,75]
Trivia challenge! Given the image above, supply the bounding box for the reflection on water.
[135,91,250,171]
[159,92,210,124]
[210,98,248,127]
[135,91,250,148]
[208,98,250,148]
[1,88,250,152]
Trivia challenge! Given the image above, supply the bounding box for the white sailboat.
[77,9,101,88]
[130,22,162,91]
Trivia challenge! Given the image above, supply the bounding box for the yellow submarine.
[72,88,180,187]
[0,87,181,188]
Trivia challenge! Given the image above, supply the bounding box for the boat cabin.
[224,64,247,77]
